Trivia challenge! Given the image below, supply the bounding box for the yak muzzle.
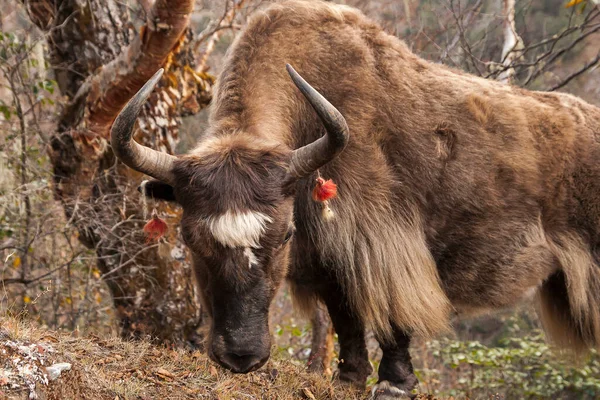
[211,348,269,373]
[209,331,271,373]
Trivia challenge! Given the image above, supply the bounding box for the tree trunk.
[498,0,524,83]
[22,0,211,344]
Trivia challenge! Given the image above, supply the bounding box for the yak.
[110,1,600,398]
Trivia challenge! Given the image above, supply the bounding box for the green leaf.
[44,80,55,94]
[0,104,11,120]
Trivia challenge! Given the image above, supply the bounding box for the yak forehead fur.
[208,209,272,248]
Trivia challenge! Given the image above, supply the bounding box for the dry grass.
[0,316,441,400]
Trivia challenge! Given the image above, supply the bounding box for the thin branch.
[0,255,82,286]
[548,52,600,91]
[523,23,600,86]
[440,0,483,61]
[194,0,247,72]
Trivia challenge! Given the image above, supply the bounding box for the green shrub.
[418,326,600,399]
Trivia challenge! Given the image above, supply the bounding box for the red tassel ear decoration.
[312,177,337,221]
[312,178,337,202]
[143,210,168,243]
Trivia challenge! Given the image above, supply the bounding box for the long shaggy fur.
[537,233,600,352]
[310,190,451,338]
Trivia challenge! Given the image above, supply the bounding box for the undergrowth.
[416,318,600,399]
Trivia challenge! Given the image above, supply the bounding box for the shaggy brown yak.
[110,1,600,398]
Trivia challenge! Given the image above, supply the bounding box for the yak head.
[110,65,348,373]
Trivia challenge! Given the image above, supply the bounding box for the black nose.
[218,351,266,373]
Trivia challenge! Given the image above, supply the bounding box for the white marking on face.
[208,210,272,248]
[244,247,259,269]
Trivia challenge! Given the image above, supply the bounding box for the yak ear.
[138,179,177,202]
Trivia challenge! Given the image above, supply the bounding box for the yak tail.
[536,232,600,353]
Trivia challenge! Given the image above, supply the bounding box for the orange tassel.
[143,212,168,243]
[312,176,337,221]
[312,178,337,202]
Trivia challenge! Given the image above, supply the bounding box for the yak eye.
[283,229,294,244]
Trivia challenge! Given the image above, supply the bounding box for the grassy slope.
[0,316,439,400]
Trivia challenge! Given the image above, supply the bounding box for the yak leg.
[320,284,372,388]
[372,328,417,399]
[307,303,335,375]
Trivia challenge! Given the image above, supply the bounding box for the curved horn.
[285,64,349,179]
[110,68,176,185]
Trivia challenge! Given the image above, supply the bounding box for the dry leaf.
[302,388,316,400]
[40,335,59,343]
[178,371,191,379]
[155,368,175,380]
[565,0,585,7]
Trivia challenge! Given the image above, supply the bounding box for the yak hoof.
[370,380,414,400]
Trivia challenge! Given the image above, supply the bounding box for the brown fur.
[537,232,600,352]
[147,0,600,354]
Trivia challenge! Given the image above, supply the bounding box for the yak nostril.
[223,352,262,373]
[214,351,266,373]
[210,335,270,373]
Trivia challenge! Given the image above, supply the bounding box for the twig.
[548,52,600,91]
[194,0,246,72]
[440,0,483,61]
[0,255,82,287]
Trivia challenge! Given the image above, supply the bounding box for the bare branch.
[440,0,483,62]
[0,255,82,287]
[193,0,247,72]
[549,51,600,91]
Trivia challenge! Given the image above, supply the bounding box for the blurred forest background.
[1,0,600,398]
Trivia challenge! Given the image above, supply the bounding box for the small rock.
[170,246,185,261]
[269,368,278,381]
[45,363,71,381]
